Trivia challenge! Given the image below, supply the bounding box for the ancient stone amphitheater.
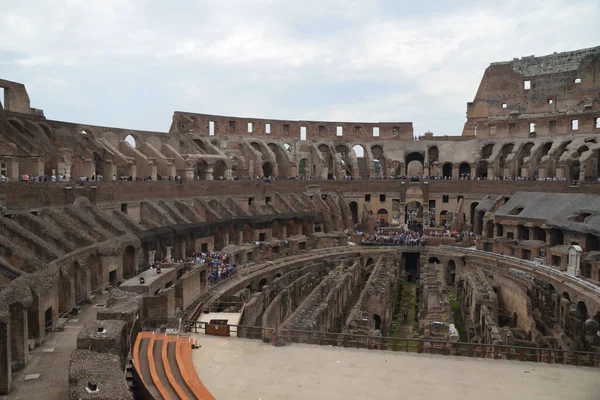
[0,46,599,399]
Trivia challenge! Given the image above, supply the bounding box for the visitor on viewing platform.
[154,251,237,286]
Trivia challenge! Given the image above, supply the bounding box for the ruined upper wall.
[170,111,414,141]
[463,46,600,138]
[0,79,42,116]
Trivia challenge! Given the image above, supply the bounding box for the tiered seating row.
[133,332,215,400]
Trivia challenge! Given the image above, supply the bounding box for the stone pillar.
[148,250,156,266]
[205,166,214,180]
[166,246,173,263]
[521,167,529,178]
[105,161,117,179]
[183,169,195,180]
[128,164,137,179]
[452,165,459,180]
[180,241,186,259]
[555,167,565,179]
[10,305,28,372]
[470,166,477,179]
[281,225,288,240]
[223,233,230,247]
[0,322,11,394]
[487,166,495,180]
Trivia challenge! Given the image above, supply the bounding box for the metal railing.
[439,246,600,296]
[181,321,599,367]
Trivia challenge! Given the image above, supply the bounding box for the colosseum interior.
[0,46,599,399]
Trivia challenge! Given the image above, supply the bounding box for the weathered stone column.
[9,305,28,372]
[166,246,173,263]
[148,250,156,266]
[205,166,214,180]
[0,322,11,394]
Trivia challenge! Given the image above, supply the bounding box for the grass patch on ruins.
[448,290,467,342]
[388,282,419,346]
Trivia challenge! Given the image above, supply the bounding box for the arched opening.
[195,160,208,180]
[371,145,385,178]
[481,144,494,159]
[585,234,600,252]
[366,257,375,267]
[298,158,309,177]
[532,227,546,242]
[428,257,441,264]
[214,159,227,180]
[376,208,388,225]
[428,146,439,164]
[517,224,530,240]
[352,145,365,158]
[569,160,580,181]
[447,259,456,285]
[405,201,422,231]
[499,143,515,170]
[405,152,424,176]
[262,162,273,178]
[349,202,359,224]
[93,152,103,178]
[458,162,470,178]
[283,143,292,152]
[476,161,488,179]
[373,159,382,178]
[122,246,136,279]
[548,229,564,247]
[373,314,382,330]
[440,210,449,227]
[125,134,136,148]
[258,278,268,291]
[470,202,479,227]
[512,312,518,328]
[58,272,72,313]
[442,163,453,178]
[576,301,588,322]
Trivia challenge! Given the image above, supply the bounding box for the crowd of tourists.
[360,227,424,247]
[153,251,237,286]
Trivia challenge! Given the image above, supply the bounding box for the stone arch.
[476,160,488,178]
[428,146,439,164]
[262,161,274,178]
[428,257,441,264]
[298,158,309,177]
[481,144,494,159]
[125,134,137,148]
[447,259,456,285]
[7,118,24,133]
[371,145,385,178]
[499,143,515,169]
[352,144,365,158]
[405,152,424,175]
[349,201,359,224]
[442,163,453,178]
[376,208,388,225]
[122,245,136,279]
[405,201,422,227]
[576,301,588,322]
[38,122,52,138]
[258,278,268,291]
[458,162,471,178]
[93,152,104,177]
[195,159,208,180]
[214,159,227,179]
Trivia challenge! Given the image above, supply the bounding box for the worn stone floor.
[192,335,598,400]
[3,294,109,400]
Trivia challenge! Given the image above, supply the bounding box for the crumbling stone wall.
[342,256,399,336]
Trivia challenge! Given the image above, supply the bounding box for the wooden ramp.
[133,332,215,400]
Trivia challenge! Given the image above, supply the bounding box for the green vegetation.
[448,290,467,342]
[389,282,419,340]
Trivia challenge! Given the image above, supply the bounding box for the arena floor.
[192,335,598,400]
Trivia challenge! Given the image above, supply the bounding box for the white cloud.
[0,0,598,135]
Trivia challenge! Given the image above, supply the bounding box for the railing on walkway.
[439,246,600,296]
[182,321,600,367]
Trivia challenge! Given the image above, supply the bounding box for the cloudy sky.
[1,0,599,136]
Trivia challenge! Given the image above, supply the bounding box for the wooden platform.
[133,331,215,400]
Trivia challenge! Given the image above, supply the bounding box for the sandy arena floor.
[192,335,598,400]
